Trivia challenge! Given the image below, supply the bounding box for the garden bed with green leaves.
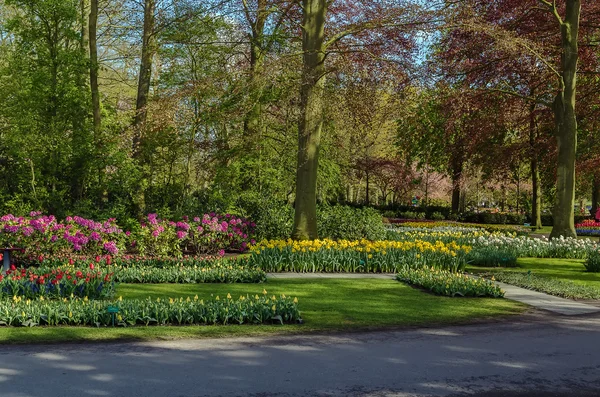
[396,267,504,298]
[0,293,300,327]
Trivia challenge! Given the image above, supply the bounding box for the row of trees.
[0,0,598,238]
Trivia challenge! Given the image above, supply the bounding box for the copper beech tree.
[438,0,600,238]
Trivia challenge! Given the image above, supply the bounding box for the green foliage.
[0,294,301,327]
[430,211,446,220]
[317,205,386,240]
[397,211,426,220]
[35,257,266,284]
[109,260,265,284]
[234,193,294,240]
[467,247,518,267]
[484,271,600,300]
[397,267,505,298]
[584,250,600,273]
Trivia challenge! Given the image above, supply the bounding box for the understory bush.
[396,267,504,298]
[483,271,600,300]
[317,205,386,241]
[0,293,301,327]
[248,239,471,273]
[584,250,600,273]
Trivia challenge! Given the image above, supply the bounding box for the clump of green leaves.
[467,246,518,267]
[584,250,600,273]
[396,267,504,298]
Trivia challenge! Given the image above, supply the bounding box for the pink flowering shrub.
[179,213,256,254]
[1,212,256,261]
[0,212,125,259]
[134,213,255,257]
[136,214,180,257]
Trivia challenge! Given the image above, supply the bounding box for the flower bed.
[482,271,600,300]
[29,256,266,284]
[0,266,116,300]
[1,213,125,257]
[470,235,596,261]
[0,212,257,260]
[248,239,472,273]
[397,221,529,236]
[0,293,300,327]
[575,220,600,236]
[396,267,504,298]
[386,226,501,245]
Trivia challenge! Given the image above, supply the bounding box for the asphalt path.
[1,313,599,397]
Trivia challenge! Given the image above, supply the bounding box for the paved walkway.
[2,316,600,397]
[267,273,600,316]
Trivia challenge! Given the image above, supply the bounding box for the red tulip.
[89,263,95,270]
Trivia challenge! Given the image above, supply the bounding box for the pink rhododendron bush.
[0,212,255,262]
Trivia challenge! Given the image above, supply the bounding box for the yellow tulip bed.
[248,239,471,273]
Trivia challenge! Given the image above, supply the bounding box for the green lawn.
[0,279,525,344]
[469,257,600,287]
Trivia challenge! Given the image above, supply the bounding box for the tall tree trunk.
[131,0,156,218]
[243,0,267,141]
[550,0,580,239]
[529,97,542,229]
[291,0,327,240]
[133,0,156,157]
[80,0,89,52]
[365,171,370,205]
[592,175,600,219]
[451,160,462,213]
[89,0,100,134]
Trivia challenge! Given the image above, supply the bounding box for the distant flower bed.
[396,221,529,236]
[575,219,600,236]
[0,212,256,261]
[248,239,471,273]
[0,293,301,327]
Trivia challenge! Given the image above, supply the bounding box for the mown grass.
[0,279,525,344]
[469,258,600,287]
[469,257,600,300]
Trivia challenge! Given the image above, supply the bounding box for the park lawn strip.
[0,279,525,344]
[468,258,600,300]
[468,258,600,287]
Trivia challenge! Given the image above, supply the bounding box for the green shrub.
[396,267,504,298]
[398,211,426,220]
[0,294,301,327]
[382,210,396,218]
[317,205,386,241]
[429,211,446,221]
[485,271,600,299]
[235,193,294,240]
[585,250,600,273]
